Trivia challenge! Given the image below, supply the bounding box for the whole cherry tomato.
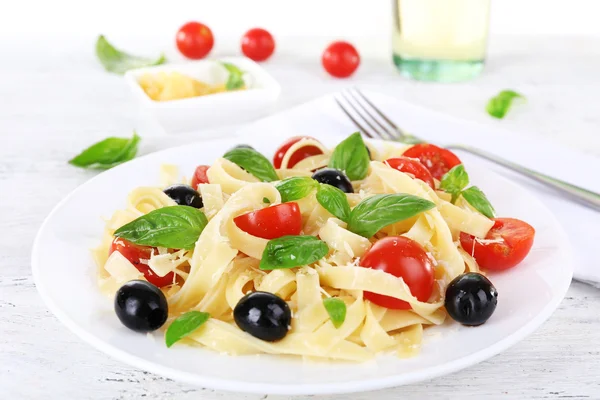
[241,28,275,62]
[176,22,214,59]
[322,41,360,78]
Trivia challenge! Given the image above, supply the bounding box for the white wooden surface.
[2,36,600,399]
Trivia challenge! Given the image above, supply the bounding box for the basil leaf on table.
[486,90,524,119]
[439,164,469,203]
[276,176,318,202]
[69,132,140,169]
[260,235,329,270]
[165,311,210,348]
[323,298,347,329]
[347,194,436,238]
[328,132,370,181]
[221,62,245,90]
[462,186,496,219]
[316,184,351,222]
[223,148,278,182]
[96,35,166,75]
[114,206,208,250]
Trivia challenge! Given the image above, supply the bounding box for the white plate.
[33,138,572,395]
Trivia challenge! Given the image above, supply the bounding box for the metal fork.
[335,88,600,212]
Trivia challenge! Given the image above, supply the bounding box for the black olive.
[233,291,291,342]
[445,273,498,326]
[229,144,255,151]
[114,280,168,333]
[163,184,203,208]
[311,168,354,193]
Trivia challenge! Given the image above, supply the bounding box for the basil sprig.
[323,298,347,328]
[221,62,245,90]
[276,177,318,202]
[328,132,370,181]
[165,311,210,348]
[439,165,496,219]
[69,132,140,170]
[260,235,329,270]
[114,206,208,249]
[223,148,278,182]
[486,90,525,119]
[347,194,435,238]
[96,35,165,75]
[316,184,351,222]
[439,164,469,203]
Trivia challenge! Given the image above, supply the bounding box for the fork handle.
[445,144,600,212]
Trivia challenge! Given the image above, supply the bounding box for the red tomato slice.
[234,203,302,240]
[109,238,176,287]
[460,218,535,271]
[360,236,434,310]
[241,28,275,62]
[273,136,323,169]
[384,157,435,189]
[191,165,210,189]
[402,144,462,180]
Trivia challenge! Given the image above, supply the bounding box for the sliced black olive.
[163,184,203,208]
[233,291,291,342]
[445,273,498,326]
[114,280,168,333]
[311,168,354,193]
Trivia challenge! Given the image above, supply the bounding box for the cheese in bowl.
[137,62,247,102]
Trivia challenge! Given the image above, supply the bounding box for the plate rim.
[32,135,574,395]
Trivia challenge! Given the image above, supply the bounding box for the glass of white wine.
[392,0,491,82]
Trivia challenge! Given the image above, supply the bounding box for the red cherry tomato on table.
[234,203,302,240]
[322,41,360,78]
[191,165,210,189]
[460,218,535,271]
[241,28,275,62]
[402,144,462,181]
[273,136,324,169]
[384,157,435,189]
[360,236,434,310]
[109,238,176,287]
[176,22,214,59]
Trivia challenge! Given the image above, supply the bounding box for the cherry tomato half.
[241,28,275,62]
[109,238,176,287]
[402,144,462,181]
[176,22,214,59]
[234,203,302,240]
[360,236,434,310]
[384,157,435,189]
[322,41,360,78]
[273,136,323,169]
[460,218,535,271]
[191,165,210,189]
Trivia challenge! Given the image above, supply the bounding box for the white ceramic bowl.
[125,57,281,134]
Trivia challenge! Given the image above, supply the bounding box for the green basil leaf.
[221,62,245,90]
[276,177,318,202]
[462,186,496,219]
[328,132,370,181]
[439,164,469,203]
[165,311,210,348]
[223,148,278,182]
[114,205,208,249]
[347,194,436,238]
[316,184,351,222]
[96,35,165,75]
[260,235,329,270]
[323,298,347,329]
[69,132,140,170]
[263,197,271,204]
[486,90,525,119]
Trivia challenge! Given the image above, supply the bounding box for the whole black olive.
[163,184,203,208]
[311,168,354,193]
[233,291,291,342]
[229,144,255,151]
[445,273,498,326]
[114,280,168,333]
